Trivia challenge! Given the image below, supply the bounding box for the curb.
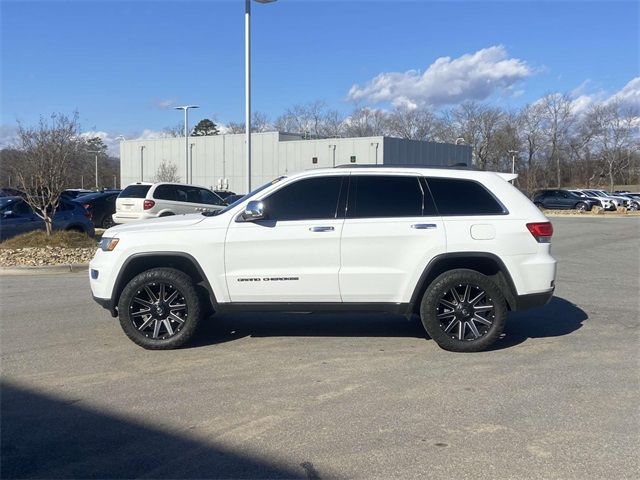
[0,263,89,276]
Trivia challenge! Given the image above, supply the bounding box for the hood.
[105,213,207,236]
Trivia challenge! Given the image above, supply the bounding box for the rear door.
[339,174,446,303]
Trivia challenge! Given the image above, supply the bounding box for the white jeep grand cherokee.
[90,166,557,352]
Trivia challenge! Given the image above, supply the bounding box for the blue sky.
[1,0,638,149]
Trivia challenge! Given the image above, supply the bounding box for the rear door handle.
[411,223,437,230]
[309,226,335,232]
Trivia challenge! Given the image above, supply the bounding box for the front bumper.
[92,294,117,317]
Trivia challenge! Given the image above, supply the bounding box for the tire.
[629,202,639,211]
[118,268,202,350]
[575,202,588,212]
[101,215,115,229]
[65,226,85,234]
[419,269,507,352]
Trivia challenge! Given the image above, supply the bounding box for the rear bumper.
[514,288,554,310]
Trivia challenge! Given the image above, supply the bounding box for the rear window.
[426,177,506,216]
[120,185,151,199]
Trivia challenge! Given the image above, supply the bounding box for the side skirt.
[215,302,411,315]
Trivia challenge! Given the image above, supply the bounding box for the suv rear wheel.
[420,269,507,352]
[118,268,202,349]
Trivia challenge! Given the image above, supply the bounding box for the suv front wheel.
[118,268,202,349]
[420,269,507,352]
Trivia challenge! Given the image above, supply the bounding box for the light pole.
[174,105,199,184]
[88,150,101,190]
[140,146,145,181]
[189,142,195,184]
[508,150,518,174]
[245,0,277,193]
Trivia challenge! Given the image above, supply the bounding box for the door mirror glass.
[241,201,265,221]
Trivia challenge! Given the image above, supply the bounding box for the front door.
[224,175,347,303]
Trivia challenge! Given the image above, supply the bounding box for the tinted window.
[348,176,426,218]
[199,189,224,206]
[153,184,176,201]
[427,178,506,215]
[120,185,151,198]
[263,176,343,221]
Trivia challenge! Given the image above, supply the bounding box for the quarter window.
[348,176,431,218]
[426,178,506,215]
[263,176,344,221]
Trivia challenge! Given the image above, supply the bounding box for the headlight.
[99,237,119,251]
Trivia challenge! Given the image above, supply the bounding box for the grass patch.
[0,230,98,249]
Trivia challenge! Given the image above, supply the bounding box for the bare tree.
[518,103,545,190]
[344,107,389,137]
[589,100,640,191]
[163,123,183,137]
[13,113,82,236]
[153,160,181,183]
[539,93,574,187]
[387,106,438,141]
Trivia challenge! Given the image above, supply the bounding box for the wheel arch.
[111,252,218,317]
[409,252,518,314]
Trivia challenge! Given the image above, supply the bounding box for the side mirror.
[241,201,265,222]
[2,210,14,218]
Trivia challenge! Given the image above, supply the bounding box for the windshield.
[0,197,17,210]
[203,176,286,216]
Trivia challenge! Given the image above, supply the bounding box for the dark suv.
[0,197,95,241]
[532,189,599,211]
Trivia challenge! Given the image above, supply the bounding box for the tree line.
[182,96,639,193]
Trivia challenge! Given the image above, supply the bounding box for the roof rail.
[334,163,476,170]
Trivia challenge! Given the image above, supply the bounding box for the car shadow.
[0,381,305,479]
[190,296,587,351]
[491,296,588,350]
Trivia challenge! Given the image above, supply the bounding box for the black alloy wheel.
[420,269,507,352]
[118,268,202,349]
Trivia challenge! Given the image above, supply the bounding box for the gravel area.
[0,247,96,267]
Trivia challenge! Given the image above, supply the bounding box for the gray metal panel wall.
[382,138,472,166]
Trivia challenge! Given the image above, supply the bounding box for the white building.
[119,132,471,193]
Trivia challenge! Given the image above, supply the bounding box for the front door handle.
[309,226,335,232]
[411,223,437,230]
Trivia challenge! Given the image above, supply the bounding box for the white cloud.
[154,99,175,109]
[347,45,533,108]
[608,77,640,109]
[566,77,640,114]
[0,125,18,148]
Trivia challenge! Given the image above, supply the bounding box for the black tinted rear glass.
[348,176,428,218]
[120,185,151,198]
[427,178,506,215]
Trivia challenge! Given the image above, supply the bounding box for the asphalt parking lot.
[1,217,638,479]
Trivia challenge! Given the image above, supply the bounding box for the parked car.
[0,196,95,241]
[0,187,26,198]
[614,193,640,211]
[112,182,226,224]
[74,190,121,228]
[568,190,615,210]
[91,166,557,353]
[61,189,94,199]
[532,189,598,211]
[213,190,237,200]
[580,189,629,209]
[222,194,244,205]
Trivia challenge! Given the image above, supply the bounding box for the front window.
[262,176,344,221]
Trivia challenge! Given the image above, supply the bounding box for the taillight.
[526,222,553,243]
[143,200,155,210]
